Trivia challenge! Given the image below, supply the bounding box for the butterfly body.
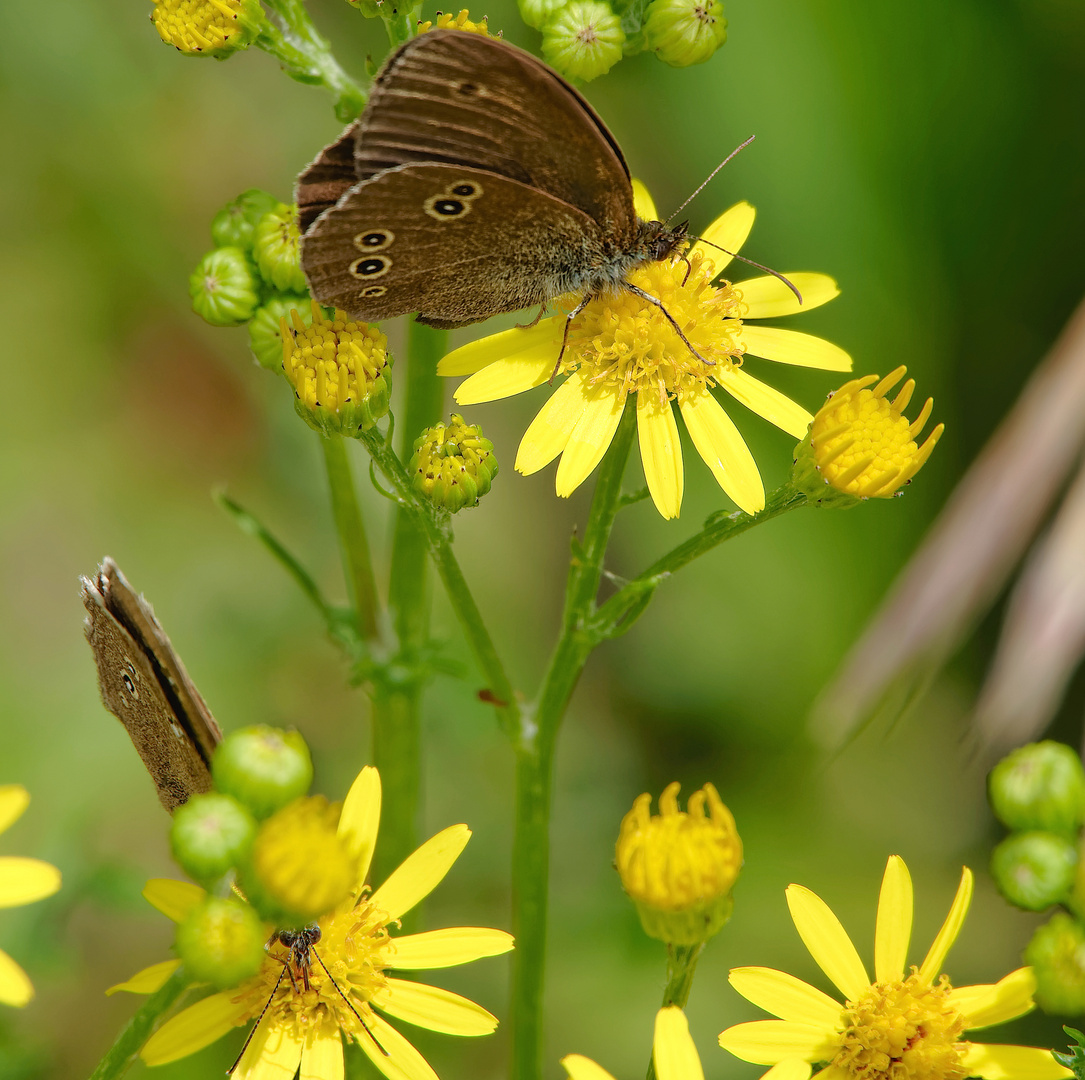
[297,29,687,328]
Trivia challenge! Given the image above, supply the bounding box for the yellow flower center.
[808,367,943,498]
[834,973,967,1080]
[152,0,247,52]
[230,899,391,1043]
[561,251,743,407]
[418,8,494,34]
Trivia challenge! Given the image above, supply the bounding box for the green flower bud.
[409,414,498,512]
[152,0,265,57]
[542,1,625,82]
[211,188,280,253]
[643,0,726,66]
[212,726,313,820]
[990,831,1077,912]
[990,741,1085,837]
[170,793,257,886]
[252,203,308,294]
[175,896,266,989]
[189,247,261,327]
[518,0,566,31]
[248,295,311,370]
[1025,913,1085,1016]
[344,0,384,18]
[281,303,392,438]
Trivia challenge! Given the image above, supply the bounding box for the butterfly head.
[639,218,690,265]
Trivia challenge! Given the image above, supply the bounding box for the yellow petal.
[142,878,205,923]
[237,1020,304,1080]
[563,1054,617,1080]
[763,1060,815,1080]
[960,1043,1073,1080]
[654,1006,704,1080]
[719,1020,839,1066]
[728,967,843,1027]
[632,179,658,221]
[516,371,590,475]
[301,1028,345,1080]
[739,326,852,372]
[738,274,840,319]
[918,867,973,984]
[554,385,627,497]
[141,992,243,1065]
[874,856,913,984]
[383,926,514,969]
[0,946,33,1007]
[785,884,870,1001]
[812,1065,851,1080]
[339,765,381,892]
[678,387,764,513]
[106,958,182,996]
[454,352,557,405]
[717,367,812,438]
[637,393,684,519]
[691,201,756,271]
[372,977,498,1036]
[950,968,1036,1029]
[438,319,561,377]
[369,824,470,925]
[358,1010,439,1080]
[0,857,61,908]
[0,786,29,836]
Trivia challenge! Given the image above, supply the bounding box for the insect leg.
[311,947,390,1057]
[621,282,713,366]
[516,303,549,330]
[549,294,594,384]
[227,966,287,1075]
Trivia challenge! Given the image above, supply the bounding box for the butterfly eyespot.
[361,285,387,298]
[424,195,471,221]
[349,255,392,279]
[450,182,481,198]
[457,82,479,96]
[353,229,394,251]
[121,659,140,700]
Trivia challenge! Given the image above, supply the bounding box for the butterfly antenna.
[228,967,286,1075]
[690,237,803,305]
[311,947,390,1057]
[665,136,756,224]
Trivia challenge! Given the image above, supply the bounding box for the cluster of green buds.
[615,781,742,946]
[168,726,359,988]
[988,741,1085,1014]
[188,188,313,369]
[409,414,499,512]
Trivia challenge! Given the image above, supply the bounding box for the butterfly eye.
[349,255,392,279]
[424,195,471,221]
[353,229,394,252]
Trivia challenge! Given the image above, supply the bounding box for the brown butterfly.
[296,28,690,334]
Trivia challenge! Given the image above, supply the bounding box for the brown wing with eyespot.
[302,163,607,327]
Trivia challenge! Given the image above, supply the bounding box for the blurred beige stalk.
[814,296,1085,753]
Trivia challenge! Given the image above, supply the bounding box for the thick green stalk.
[88,970,192,1080]
[322,436,380,641]
[644,943,705,1080]
[509,404,637,1080]
[370,323,447,888]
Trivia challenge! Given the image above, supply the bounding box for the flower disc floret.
[410,414,499,512]
[418,9,495,34]
[151,0,263,56]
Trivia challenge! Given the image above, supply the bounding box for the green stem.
[88,970,191,1080]
[644,944,705,1080]
[322,435,380,642]
[510,403,637,1080]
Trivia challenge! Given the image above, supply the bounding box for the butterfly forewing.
[297,121,361,232]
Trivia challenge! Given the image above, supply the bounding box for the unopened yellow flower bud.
[616,781,742,945]
[252,203,308,295]
[542,1,625,82]
[243,796,359,926]
[418,9,495,35]
[792,366,944,507]
[151,0,264,57]
[281,302,392,438]
[410,415,499,512]
[643,0,726,66]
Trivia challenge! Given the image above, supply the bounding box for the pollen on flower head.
[245,795,359,926]
[793,366,943,505]
[151,0,263,57]
[281,302,392,438]
[834,973,967,1080]
[418,9,496,35]
[615,781,742,945]
[410,414,499,512]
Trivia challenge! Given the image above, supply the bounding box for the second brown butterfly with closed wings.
[297,28,689,335]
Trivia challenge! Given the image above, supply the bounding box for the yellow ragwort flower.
[151,0,263,56]
[418,9,496,35]
[794,368,943,504]
[616,782,741,944]
[564,1006,707,1080]
[0,786,61,1007]
[438,187,851,520]
[112,767,514,1079]
[718,856,1070,1080]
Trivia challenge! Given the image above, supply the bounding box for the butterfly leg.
[621,282,713,366]
[549,293,594,384]
[516,304,549,329]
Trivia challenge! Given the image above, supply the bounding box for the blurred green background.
[1,0,1084,1075]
